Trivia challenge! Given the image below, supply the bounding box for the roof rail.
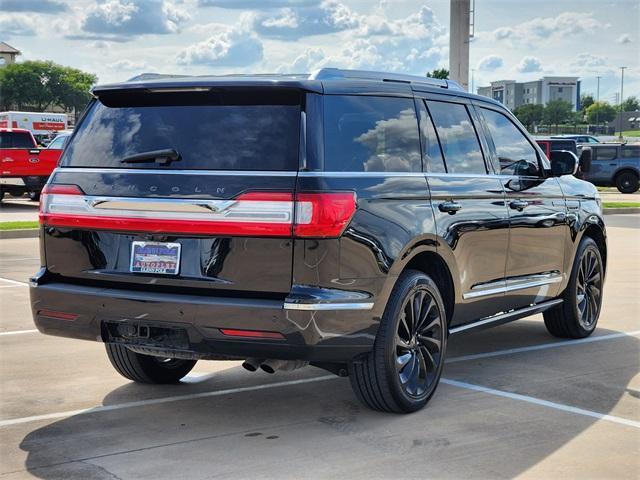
[308,68,464,91]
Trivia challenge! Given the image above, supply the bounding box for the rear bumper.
[29,279,379,363]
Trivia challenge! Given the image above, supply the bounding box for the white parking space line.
[0,375,336,427]
[0,329,39,336]
[441,378,640,429]
[0,257,40,262]
[447,330,640,363]
[0,277,28,287]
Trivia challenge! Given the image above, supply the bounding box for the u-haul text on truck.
[0,111,68,135]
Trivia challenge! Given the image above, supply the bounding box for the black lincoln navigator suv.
[31,68,606,413]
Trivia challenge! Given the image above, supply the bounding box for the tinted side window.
[595,147,617,161]
[323,96,421,172]
[622,146,640,158]
[481,108,540,176]
[416,100,446,173]
[426,101,485,174]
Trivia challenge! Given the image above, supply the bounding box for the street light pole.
[618,66,626,140]
[596,75,601,131]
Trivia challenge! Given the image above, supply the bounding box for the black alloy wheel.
[395,287,444,399]
[576,247,603,330]
[544,237,604,339]
[349,270,447,413]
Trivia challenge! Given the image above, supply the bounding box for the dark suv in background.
[31,69,607,413]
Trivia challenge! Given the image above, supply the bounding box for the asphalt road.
[0,216,638,479]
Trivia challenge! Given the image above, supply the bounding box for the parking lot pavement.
[0,199,39,223]
[0,217,638,479]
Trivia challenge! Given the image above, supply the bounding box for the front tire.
[349,270,447,413]
[615,171,639,194]
[544,237,604,338]
[106,343,196,383]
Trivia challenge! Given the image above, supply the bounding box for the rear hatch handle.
[120,149,181,165]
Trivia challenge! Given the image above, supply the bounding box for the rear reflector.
[37,309,79,321]
[219,328,285,340]
[40,185,356,238]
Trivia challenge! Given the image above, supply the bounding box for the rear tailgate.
[0,148,61,177]
[40,88,302,297]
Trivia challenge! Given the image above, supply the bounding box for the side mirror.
[549,150,579,177]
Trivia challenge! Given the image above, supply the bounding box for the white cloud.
[275,4,447,75]
[177,26,263,67]
[477,55,504,71]
[198,0,318,8]
[617,33,632,44]
[252,1,359,39]
[75,0,190,40]
[490,12,606,44]
[0,15,37,36]
[517,56,542,73]
[107,59,149,70]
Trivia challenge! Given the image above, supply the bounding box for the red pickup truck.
[0,128,62,201]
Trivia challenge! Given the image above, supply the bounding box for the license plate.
[130,241,181,275]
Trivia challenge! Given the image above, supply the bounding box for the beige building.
[0,42,20,67]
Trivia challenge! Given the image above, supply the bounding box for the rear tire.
[349,270,447,413]
[544,237,603,338]
[615,171,639,194]
[106,343,196,383]
[28,190,40,201]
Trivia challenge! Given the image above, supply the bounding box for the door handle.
[438,201,462,215]
[509,199,529,211]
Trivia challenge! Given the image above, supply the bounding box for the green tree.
[0,60,97,115]
[427,68,449,79]
[543,100,573,131]
[620,95,640,112]
[513,103,544,129]
[586,101,617,124]
[580,93,594,112]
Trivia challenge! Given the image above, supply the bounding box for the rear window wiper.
[120,149,181,165]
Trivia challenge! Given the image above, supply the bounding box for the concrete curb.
[0,229,39,240]
[603,208,640,215]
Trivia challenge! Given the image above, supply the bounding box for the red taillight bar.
[40,186,356,238]
[37,309,79,321]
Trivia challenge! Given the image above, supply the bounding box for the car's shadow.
[18,321,639,479]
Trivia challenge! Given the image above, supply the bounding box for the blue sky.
[1,0,638,102]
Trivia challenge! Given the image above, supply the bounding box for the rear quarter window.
[323,95,421,172]
[61,90,301,171]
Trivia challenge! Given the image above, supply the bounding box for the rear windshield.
[61,89,301,170]
[0,131,35,149]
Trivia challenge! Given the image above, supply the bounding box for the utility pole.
[595,75,601,131]
[471,69,475,94]
[449,0,472,91]
[618,66,626,140]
